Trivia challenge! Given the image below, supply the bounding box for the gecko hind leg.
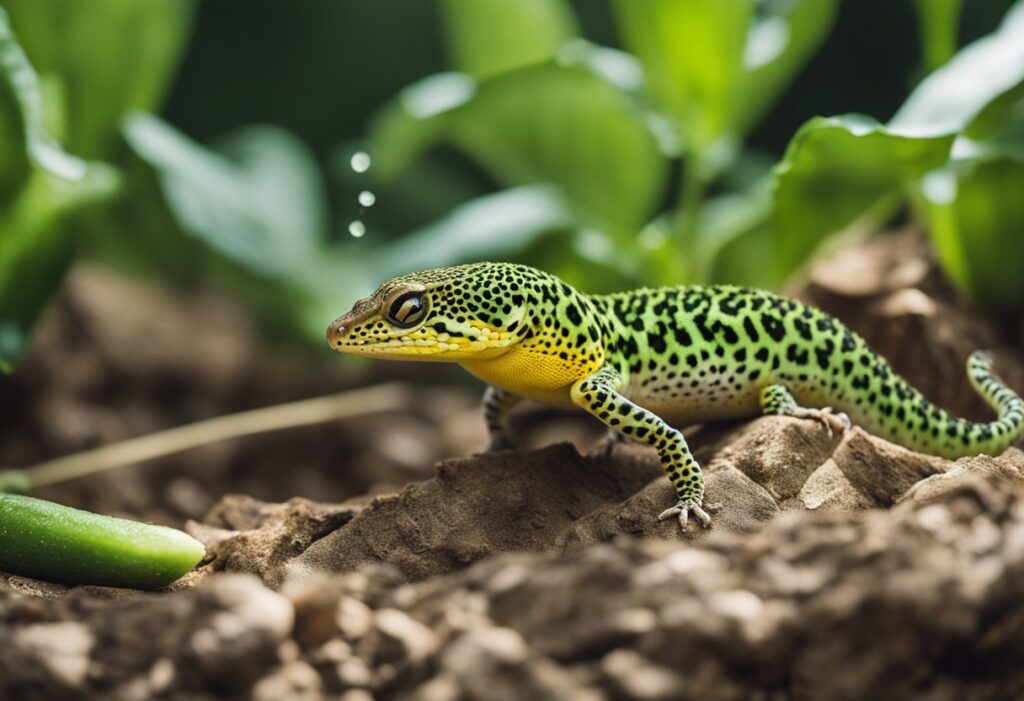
[483,385,522,451]
[759,384,851,438]
[571,365,710,530]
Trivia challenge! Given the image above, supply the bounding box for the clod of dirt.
[186,495,359,587]
[197,412,992,584]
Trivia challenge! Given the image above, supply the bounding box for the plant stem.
[0,383,411,490]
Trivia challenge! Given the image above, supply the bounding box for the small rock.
[13,621,94,686]
[601,648,686,700]
[370,608,438,663]
[252,661,323,701]
[337,596,375,641]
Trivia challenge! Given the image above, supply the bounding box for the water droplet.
[358,190,376,207]
[350,151,371,173]
[348,220,366,238]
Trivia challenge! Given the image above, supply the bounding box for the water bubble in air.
[348,220,366,238]
[358,190,376,207]
[350,151,371,173]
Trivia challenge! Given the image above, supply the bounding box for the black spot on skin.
[814,347,831,370]
[693,314,715,342]
[566,304,582,325]
[786,344,809,365]
[743,317,760,343]
[761,314,785,342]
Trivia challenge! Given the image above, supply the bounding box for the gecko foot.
[658,501,712,530]
[789,407,851,438]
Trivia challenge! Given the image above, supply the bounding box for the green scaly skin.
[327,263,1024,529]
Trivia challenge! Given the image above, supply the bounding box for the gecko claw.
[658,501,712,530]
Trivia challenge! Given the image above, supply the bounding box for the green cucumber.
[0,494,205,589]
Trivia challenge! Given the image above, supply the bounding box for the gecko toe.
[658,501,711,530]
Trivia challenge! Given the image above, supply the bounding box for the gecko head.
[326,263,537,362]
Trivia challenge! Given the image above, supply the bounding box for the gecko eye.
[386,291,427,328]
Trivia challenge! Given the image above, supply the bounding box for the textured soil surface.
[2,231,1024,701]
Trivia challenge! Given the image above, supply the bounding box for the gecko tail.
[963,350,1024,456]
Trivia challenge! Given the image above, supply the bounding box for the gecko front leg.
[570,365,710,529]
[482,385,522,451]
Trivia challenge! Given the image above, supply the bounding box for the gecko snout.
[326,318,348,348]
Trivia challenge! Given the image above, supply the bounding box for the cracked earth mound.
[2,231,1024,700]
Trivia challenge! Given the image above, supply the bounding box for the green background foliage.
[1,0,1023,373]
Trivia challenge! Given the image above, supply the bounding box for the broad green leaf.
[446,63,669,234]
[373,60,667,235]
[612,0,754,154]
[924,154,1024,313]
[913,0,965,72]
[439,0,577,80]
[124,115,326,278]
[368,72,477,181]
[5,0,196,159]
[772,115,954,276]
[891,0,1024,137]
[0,9,119,372]
[732,0,838,136]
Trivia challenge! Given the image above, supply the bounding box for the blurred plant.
[0,8,118,371]
[366,0,839,291]
[774,0,1024,311]
[3,0,1024,378]
[0,0,334,371]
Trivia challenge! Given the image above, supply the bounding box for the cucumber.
[0,494,206,589]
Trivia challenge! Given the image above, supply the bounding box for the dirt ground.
[2,230,1024,701]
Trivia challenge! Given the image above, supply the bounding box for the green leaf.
[611,0,754,154]
[770,2,1024,280]
[913,0,964,73]
[368,72,477,181]
[372,60,668,235]
[924,154,1024,313]
[0,8,119,373]
[124,114,326,278]
[772,115,954,276]
[732,0,838,136]
[446,63,669,234]
[5,0,196,159]
[439,0,577,80]
[891,1,1024,137]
